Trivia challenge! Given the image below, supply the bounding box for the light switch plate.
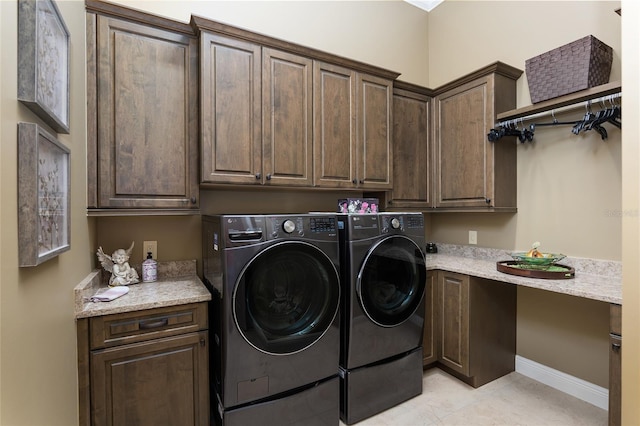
[469,231,477,245]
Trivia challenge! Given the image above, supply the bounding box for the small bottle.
[142,251,157,282]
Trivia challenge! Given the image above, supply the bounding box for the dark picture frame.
[18,122,71,267]
[18,0,70,134]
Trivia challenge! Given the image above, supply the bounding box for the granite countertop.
[74,260,211,319]
[429,244,622,305]
[74,247,621,320]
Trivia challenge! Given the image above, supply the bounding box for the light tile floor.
[341,368,608,426]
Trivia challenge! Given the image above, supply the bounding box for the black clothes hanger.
[488,95,621,142]
[571,100,621,140]
[487,119,534,143]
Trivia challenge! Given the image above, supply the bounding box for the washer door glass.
[357,235,426,327]
[233,241,340,355]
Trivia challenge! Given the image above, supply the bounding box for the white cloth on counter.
[88,286,129,302]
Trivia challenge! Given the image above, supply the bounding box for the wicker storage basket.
[525,35,613,103]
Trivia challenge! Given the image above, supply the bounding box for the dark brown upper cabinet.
[192,15,399,191]
[388,81,434,209]
[433,62,522,211]
[313,62,394,190]
[198,32,313,187]
[86,1,199,215]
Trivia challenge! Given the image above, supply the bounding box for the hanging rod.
[488,85,622,142]
[495,91,621,128]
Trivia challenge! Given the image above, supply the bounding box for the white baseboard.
[515,355,609,411]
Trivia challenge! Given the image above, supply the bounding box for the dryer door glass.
[357,235,426,327]
[233,241,340,355]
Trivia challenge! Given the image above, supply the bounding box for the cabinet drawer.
[90,303,207,349]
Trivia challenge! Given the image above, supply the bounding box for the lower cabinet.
[422,271,436,365]
[77,303,209,426]
[436,271,470,376]
[425,271,516,388]
[609,304,622,426]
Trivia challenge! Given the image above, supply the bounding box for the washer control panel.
[282,219,297,234]
[266,215,337,240]
[310,216,337,234]
[269,216,305,238]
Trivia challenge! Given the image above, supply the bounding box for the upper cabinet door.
[262,48,313,187]
[356,73,393,190]
[313,61,357,189]
[435,76,494,208]
[433,64,520,211]
[389,84,433,209]
[92,15,199,210]
[200,33,262,185]
[313,63,393,190]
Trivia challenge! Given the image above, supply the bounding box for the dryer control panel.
[379,213,424,236]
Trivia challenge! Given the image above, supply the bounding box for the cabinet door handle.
[352,179,357,184]
[190,197,197,204]
[485,198,491,204]
[255,173,261,180]
[612,342,621,351]
[139,318,169,329]
[266,174,272,180]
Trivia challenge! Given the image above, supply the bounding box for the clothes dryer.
[338,213,426,424]
[202,214,341,426]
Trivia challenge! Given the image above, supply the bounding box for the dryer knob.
[390,218,401,229]
[282,219,296,234]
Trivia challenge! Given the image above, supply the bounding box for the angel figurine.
[97,242,140,286]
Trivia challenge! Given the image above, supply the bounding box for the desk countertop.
[428,244,622,305]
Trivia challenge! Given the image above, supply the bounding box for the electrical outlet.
[468,231,477,245]
[143,241,157,260]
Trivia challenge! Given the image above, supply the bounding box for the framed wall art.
[18,0,70,134]
[18,122,71,267]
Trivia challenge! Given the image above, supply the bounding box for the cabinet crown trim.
[85,0,195,35]
[433,61,523,95]
[190,15,401,80]
[394,80,435,96]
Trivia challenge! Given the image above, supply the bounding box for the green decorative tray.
[497,260,575,279]
[510,252,566,266]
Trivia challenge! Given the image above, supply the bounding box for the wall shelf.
[497,81,621,122]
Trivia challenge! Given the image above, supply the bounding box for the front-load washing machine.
[338,212,426,424]
[202,214,341,426]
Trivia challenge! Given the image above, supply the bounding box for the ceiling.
[404,0,444,12]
